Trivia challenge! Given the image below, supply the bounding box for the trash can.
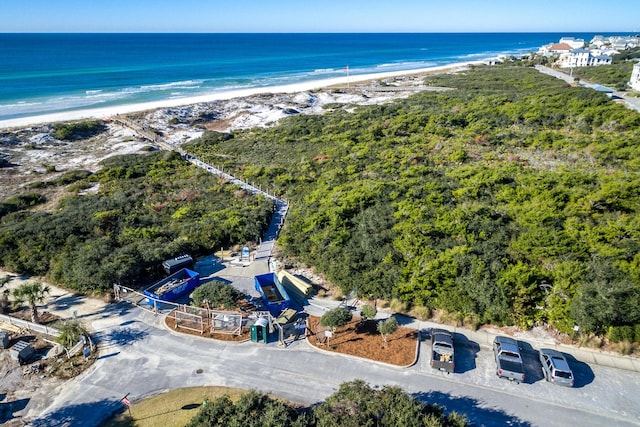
[250,317,269,343]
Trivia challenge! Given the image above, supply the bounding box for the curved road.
[25,123,640,426]
[30,301,640,427]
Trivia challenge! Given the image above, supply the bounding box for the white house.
[560,49,612,68]
[610,36,632,50]
[539,42,573,56]
[561,49,590,67]
[559,37,585,49]
[591,55,612,66]
[590,35,606,48]
[630,63,640,91]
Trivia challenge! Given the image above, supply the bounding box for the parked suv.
[539,348,574,387]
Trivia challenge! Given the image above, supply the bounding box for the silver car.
[539,348,574,387]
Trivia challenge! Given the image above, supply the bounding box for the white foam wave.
[0,101,44,108]
[139,79,204,91]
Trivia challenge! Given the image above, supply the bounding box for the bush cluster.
[53,120,107,141]
[0,151,273,293]
[187,66,640,337]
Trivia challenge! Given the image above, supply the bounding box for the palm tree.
[55,320,89,347]
[12,281,51,324]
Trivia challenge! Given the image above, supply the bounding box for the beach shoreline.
[0,60,484,130]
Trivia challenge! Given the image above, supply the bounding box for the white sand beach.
[0,61,483,130]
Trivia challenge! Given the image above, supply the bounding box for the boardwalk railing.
[0,313,60,337]
[112,117,289,260]
[183,154,289,259]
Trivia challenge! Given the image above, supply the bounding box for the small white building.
[591,55,613,66]
[630,63,640,91]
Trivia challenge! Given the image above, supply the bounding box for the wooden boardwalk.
[112,116,288,261]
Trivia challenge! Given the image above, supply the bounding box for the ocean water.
[0,33,605,121]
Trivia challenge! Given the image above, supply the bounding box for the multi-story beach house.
[559,49,612,68]
[630,63,640,91]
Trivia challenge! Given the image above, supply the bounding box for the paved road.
[28,296,640,427]
[535,65,640,113]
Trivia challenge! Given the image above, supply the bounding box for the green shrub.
[411,305,432,321]
[360,304,377,320]
[320,307,352,330]
[9,193,46,207]
[608,325,637,343]
[54,120,106,141]
[191,280,245,310]
[389,298,408,313]
[55,170,93,185]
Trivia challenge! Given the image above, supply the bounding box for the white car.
[539,348,574,387]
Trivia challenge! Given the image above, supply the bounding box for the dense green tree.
[191,280,245,309]
[0,152,273,294]
[186,391,307,427]
[187,381,467,427]
[312,380,466,427]
[184,66,640,336]
[5,65,640,337]
[571,256,640,334]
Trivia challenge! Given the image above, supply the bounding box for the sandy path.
[1,269,109,322]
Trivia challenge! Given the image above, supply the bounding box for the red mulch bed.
[307,315,418,366]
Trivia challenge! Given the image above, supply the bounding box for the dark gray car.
[493,336,525,383]
[539,348,574,387]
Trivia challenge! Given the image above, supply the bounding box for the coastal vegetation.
[53,119,107,141]
[2,65,640,342]
[191,280,246,309]
[568,61,636,90]
[0,151,273,293]
[186,66,640,339]
[185,380,466,427]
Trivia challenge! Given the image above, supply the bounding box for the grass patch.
[102,386,247,427]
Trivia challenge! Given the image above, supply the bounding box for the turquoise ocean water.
[0,33,608,121]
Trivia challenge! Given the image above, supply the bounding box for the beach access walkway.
[183,154,289,262]
[112,115,288,261]
[334,85,454,93]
